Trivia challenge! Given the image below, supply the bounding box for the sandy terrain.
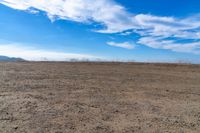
[0,62,200,133]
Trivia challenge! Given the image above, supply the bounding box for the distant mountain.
[0,55,25,62]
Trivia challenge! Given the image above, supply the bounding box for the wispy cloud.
[1,0,200,53]
[107,41,135,49]
[0,0,136,33]
[138,37,200,54]
[0,44,99,61]
[134,14,200,39]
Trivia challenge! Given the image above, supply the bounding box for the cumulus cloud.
[0,44,99,61]
[107,41,135,49]
[1,0,200,53]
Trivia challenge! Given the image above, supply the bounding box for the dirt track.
[0,62,200,133]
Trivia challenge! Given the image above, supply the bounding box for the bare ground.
[0,62,200,133]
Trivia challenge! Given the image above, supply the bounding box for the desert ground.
[0,62,200,133]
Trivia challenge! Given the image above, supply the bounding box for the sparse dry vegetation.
[0,62,200,133]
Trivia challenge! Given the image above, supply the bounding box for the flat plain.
[0,62,200,133]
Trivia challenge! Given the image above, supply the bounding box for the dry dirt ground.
[0,62,200,133]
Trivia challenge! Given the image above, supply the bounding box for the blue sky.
[0,0,200,63]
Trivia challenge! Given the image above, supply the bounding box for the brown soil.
[0,62,200,133]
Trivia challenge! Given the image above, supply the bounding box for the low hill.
[0,55,25,61]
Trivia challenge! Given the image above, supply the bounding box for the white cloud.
[133,14,200,53]
[107,41,135,49]
[27,8,39,14]
[138,37,200,54]
[0,44,100,61]
[0,0,137,33]
[1,0,200,53]
[134,14,200,39]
